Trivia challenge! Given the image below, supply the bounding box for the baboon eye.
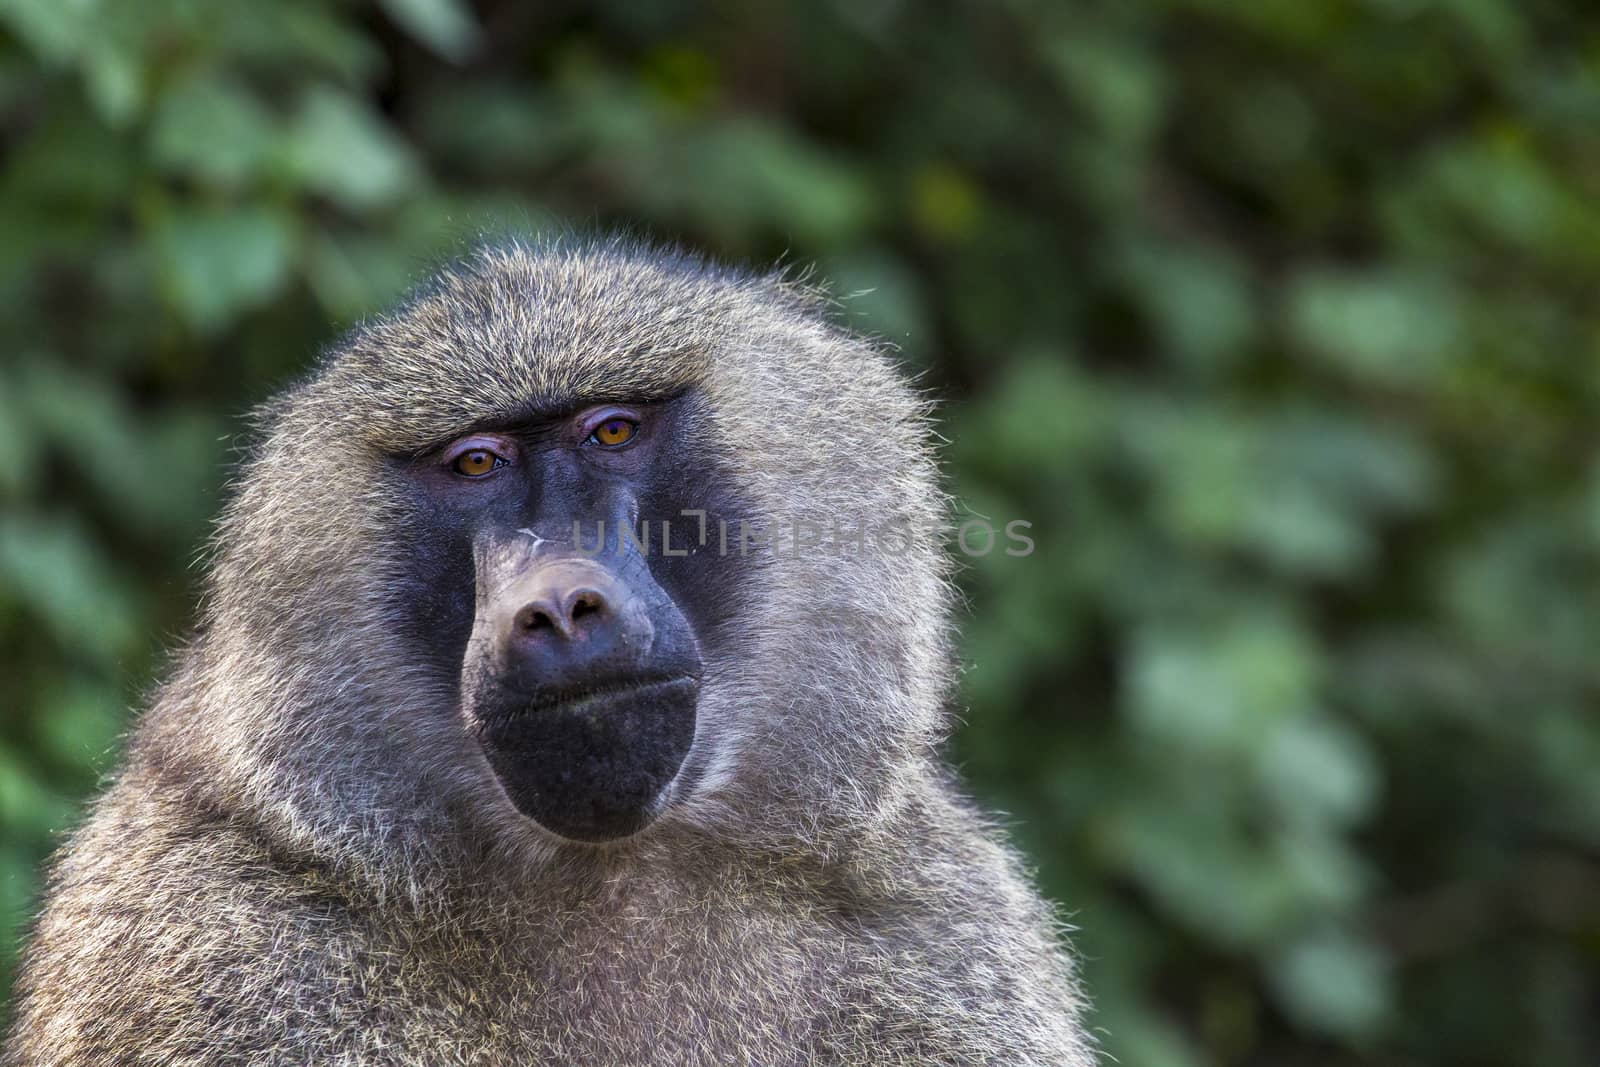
[588,417,638,448]
[451,448,507,478]
[435,434,516,482]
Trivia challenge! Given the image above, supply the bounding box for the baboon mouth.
[503,675,699,721]
[470,674,701,843]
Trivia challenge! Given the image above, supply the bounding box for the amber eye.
[452,449,503,477]
[589,417,638,447]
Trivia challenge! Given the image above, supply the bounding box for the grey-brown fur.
[3,238,1095,1066]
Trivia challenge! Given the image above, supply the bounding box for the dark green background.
[3,1,1598,1063]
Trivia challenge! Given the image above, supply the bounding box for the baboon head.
[152,239,951,892]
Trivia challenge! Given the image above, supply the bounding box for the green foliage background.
[2,0,1598,1062]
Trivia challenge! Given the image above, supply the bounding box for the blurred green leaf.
[1286,268,1464,387]
[1268,928,1392,1039]
[15,358,213,535]
[218,3,383,80]
[285,87,421,210]
[1127,614,1322,751]
[149,74,278,186]
[81,37,142,124]
[1047,32,1167,145]
[1116,240,1257,372]
[0,750,76,841]
[152,205,296,333]
[0,515,141,668]
[1254,717,1380,829]
[0,0,98,62]
[377,0,480,62]
[30,676,124,776]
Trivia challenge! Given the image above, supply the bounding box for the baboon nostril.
[518,606,556,632]
[570,592,602,622]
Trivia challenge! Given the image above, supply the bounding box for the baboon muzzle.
[461,534,703,842]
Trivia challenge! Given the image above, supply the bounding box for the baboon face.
[397,394,744,843]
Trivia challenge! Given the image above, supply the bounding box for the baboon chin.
[3,238,1097,1066]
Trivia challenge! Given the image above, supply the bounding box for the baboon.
[3,239,1096,1066]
